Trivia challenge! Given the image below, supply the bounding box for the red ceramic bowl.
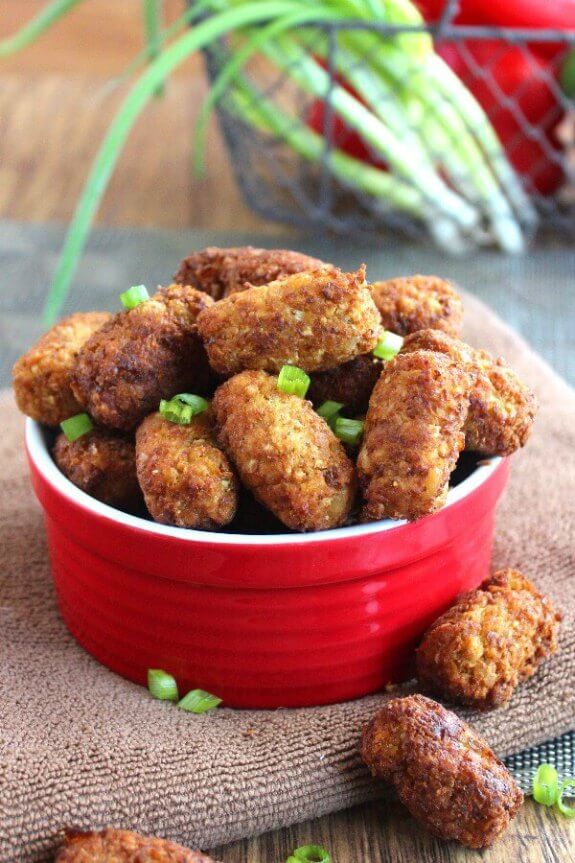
[26,419,509,709]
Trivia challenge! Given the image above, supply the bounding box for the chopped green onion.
[557,779,575,819]
[159,394,209,424]
[334,417,364,446]
[177,688,222,714]
[120,284,149,310]
[287,846,330,863]
[277,365,310,398]
[373,331,404,361]
[60,412,93,442]
[316,400,343,429]
[147,668,179,702]
[532,764,559,807]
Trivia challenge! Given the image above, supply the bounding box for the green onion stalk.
[1,0,534,323]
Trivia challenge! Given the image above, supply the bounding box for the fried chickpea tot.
[357,351,470,522]
[174,245,331,299]
[136,411,238,529]
[308,354,383,415]
[71,285,214,431]
[197,267,381,377]
[55,828,218,863]
[361,695,523,849]
[54,429,140,510]
[370,275,463,337]
[402,329,537,455]
[12,312,111,426]
[416,569,561,709]
[212,371,357,531]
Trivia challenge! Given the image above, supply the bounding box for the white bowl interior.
[26,419,501,547]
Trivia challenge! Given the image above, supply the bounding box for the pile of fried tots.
[13,246,537,533]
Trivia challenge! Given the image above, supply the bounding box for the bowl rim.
[26,418,502,547]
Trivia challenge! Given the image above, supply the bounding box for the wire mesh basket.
[203,0,575,249]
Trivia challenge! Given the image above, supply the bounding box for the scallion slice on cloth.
[316,400,344,428]
[147,669,179,702]
[286,845,330,863]
[557,779,575,818]
[334,417,364,446]
[532,764,559,806]
[373,331,404,361]
[60,412,93,442]
[120,284,149,310]
[177,689,222,714]
[277,365,310,398]
[159,394,209,424]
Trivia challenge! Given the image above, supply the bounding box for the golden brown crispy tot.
[212,370,357,531]
[370,275,463,337]
[53,429,140,510]
[308,353,383,415]
[357,350,470,522]
[361,694,523,849]
[196,266,381,377]
[174,245,331,299]
[416,569,561,709]
[12,312,111,426]
[136,411,238,529]
[401,329,537,456]
[55,828,218,863]
[71,285,214,432]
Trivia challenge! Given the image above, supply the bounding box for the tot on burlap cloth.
[1,292,574,863]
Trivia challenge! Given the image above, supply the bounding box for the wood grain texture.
[1,3,574,861]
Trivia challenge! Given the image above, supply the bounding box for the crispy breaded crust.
[212,370,357,531]
[71,285,214,431]
[174,246,330,299]
[416,569,561,709]
[361,695,523,849]
[402,329,537,455]
[136,411,238,529]
[357,351,470,521]
[55,828,218,863]
[308,353,383,415]
[12,312,111,426]
[53,429,140,509]
[197,267,381,376]
[370,275,463,337]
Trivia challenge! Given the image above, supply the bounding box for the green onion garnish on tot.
[177,688,222,714]
[60,412,93,442]
[316,400,343,429]
[286,845,330,863]
[120,284,149,310]
[373,330,404,361]
[159,393,209,425]
[147,668,179,702]
[334,417,364,446]
[277,364,310,398]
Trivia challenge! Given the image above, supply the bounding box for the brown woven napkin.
[1,292,574,863]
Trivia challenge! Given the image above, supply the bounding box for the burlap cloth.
[1,292,574,863]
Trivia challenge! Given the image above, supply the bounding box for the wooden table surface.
[1,4,574,862]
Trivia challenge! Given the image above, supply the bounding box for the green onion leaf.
[120,284,149,310]
[533,764,559,807]
[316,400,344,428]
[373,331,404,361]
[159,394,209,424]
[60,413,93,442]
[0,0,87,58]
[289,845,330,863]
[147,668,179,702]
[557,779,575,819]
[334,417,364,446]
[277,365,310,398]
[177,688,222,714]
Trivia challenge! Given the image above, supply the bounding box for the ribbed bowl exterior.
[27,422,509,708]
